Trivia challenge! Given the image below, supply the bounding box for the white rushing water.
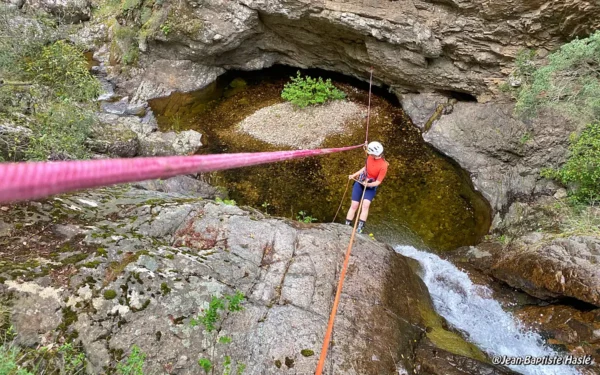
[394,245,582,375]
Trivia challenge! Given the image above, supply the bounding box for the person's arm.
[365,163,388,187]
[349,167,365,179]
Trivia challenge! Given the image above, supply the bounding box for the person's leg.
[357,187,377,233]
[359,199,372,222]
[346,182,364,224]
[346,200,360,224]
[357,199,371,233]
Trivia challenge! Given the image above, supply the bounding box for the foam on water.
[394,245,581,375]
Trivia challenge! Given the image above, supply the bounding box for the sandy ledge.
[236,100,366,149]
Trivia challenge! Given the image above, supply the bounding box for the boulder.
[87,120,139,157]
[24,0,91,23]
[132,175,225,199]
[100,98,146,117]
[491,236,600,306]
[138,130,202,156]
[0,187,507,374]
[399,93,450,131]
[451,234,600,307]
[515,304,600,372]
[131,60,225,104]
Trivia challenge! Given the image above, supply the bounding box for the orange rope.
[316,68,375,374]
[331,179,351,223]
[315,181,367,375]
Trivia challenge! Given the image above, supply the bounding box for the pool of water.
[149,66,491,251]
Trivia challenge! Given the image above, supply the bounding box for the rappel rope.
[316,67,374,375]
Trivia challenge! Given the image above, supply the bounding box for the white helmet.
[367,141,384,156]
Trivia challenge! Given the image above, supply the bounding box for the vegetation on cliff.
[0,8,100,161]
[510,31,600,204]
[542,123,600,203]
[513,31,600,126]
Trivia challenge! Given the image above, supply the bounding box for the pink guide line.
[0,145,362,203]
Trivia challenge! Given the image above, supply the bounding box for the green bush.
[514,31,600,124]
[25,40,101,101]
[296,211,317,223]
[26,101,94,161]
[542,123,600,203]
[281,71,345,108]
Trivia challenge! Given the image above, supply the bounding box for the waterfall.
[395,245,582,375]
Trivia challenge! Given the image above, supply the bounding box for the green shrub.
[0,8,55,79]
[116,345,145,375]
[542,123,600,203]
[25,40,101,101]
[121,0,141,12]
[281,71,345,108]
[514,31,600,124]
[26,101,94,161]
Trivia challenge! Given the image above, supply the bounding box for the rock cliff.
[0,187,509,374]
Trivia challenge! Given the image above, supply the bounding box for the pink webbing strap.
[0,145,362,203]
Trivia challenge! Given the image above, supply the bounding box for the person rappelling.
[345,141,388,234]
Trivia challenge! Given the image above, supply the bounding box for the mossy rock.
[103,289,117,300]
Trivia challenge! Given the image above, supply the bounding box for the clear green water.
[149,67,491,251]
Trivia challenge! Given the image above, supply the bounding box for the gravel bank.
[237,100,366,149]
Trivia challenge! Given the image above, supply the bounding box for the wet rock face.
[130,60,225,104]
[451,234,600,308]
[0,187,495,374]
[414,338,518,375]
[515,305,600,373]
[491,236,600,306]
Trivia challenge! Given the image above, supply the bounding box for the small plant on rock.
[296,211,317,223]
[190,291,246,374]
[215,197,236,206]
[58,343,86,374]
[116,345,146,375]
[281,71,345,108]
